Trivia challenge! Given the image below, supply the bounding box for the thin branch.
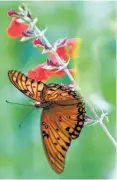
[86,102,117,147]
[100,121,117,147]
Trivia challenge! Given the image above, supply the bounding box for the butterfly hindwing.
[8,70,46,102]
[44,83,86,139]
[41,109,72,173]
[55,102,85,139]
[41,100,85,173]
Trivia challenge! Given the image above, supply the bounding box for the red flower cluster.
[7,10,80,81]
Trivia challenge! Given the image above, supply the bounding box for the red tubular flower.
[7,17,29,38]
[56,38,81,60]
[28,63,75,81]
[32,38,46,48]
[47,38,80,66]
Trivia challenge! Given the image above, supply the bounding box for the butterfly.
[8,70,86,174]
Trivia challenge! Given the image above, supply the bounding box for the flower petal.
[28,63,75,81]
[54,38,67,49]
[7,17,29,38]
[66,38,81,59]
[33,38,45,48]
[32,37,52,52]
[56,46,69,61]
[28,64,49,81]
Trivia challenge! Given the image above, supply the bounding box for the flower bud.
[7,10,18,16]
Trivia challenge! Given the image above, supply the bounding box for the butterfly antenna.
[6,100,32,107]
[18,108,35,128]
[6,100,37,128]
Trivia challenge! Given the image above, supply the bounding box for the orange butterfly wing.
[44,83,79,102]
[41,102,85,173]
[8,70,46,102]
[8,70,86,173]
[41,109,71,173]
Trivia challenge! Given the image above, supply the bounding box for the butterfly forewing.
[8,70,46,102]
[45,83,79,102]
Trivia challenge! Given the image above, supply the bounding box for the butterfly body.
[8,70,86,174]
[33,101,54,110]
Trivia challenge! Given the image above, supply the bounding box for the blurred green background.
[0,1,116,179]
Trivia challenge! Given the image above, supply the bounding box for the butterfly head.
[33,102,41,108]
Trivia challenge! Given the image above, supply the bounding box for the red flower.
[7,17,29,38]
[49,38,81,65]
[28,63,75,81]
[32,38,81,66]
